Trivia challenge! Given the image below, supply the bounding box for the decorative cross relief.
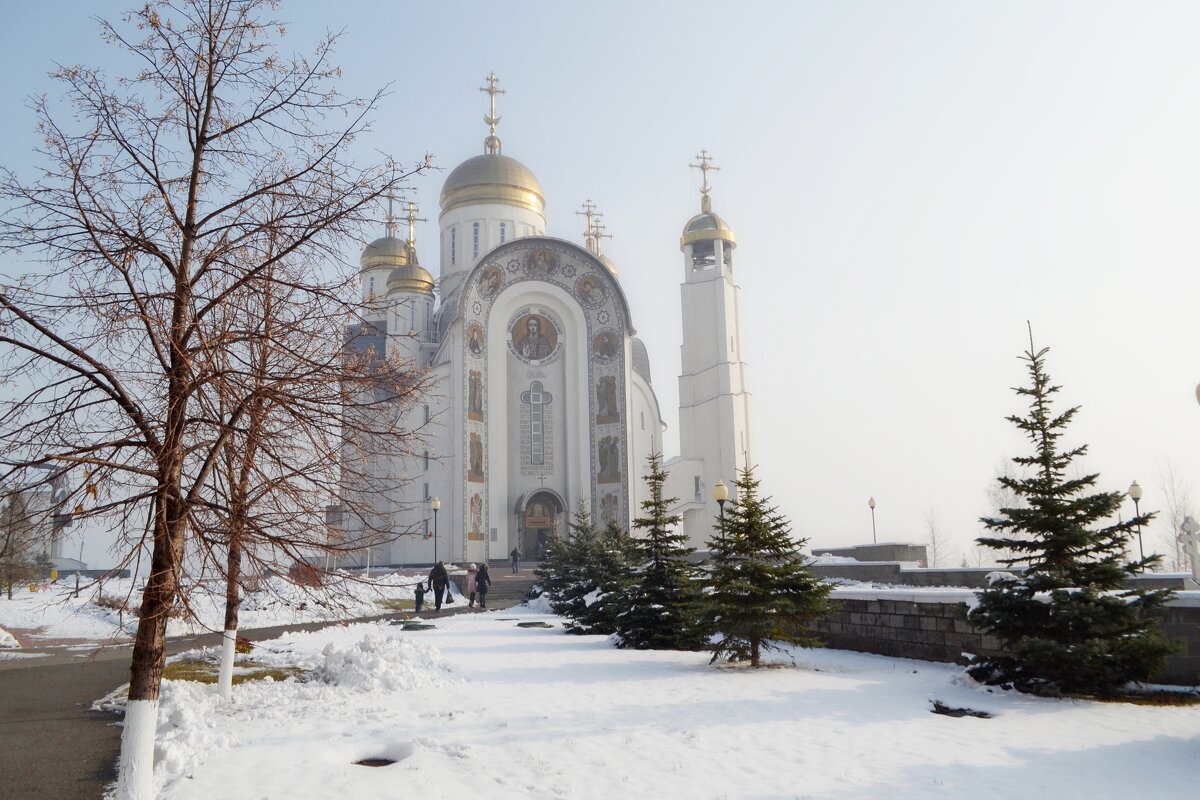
[521,381,553,466]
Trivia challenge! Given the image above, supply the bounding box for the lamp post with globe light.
[713,480,729,539]
[1128,480,1145,563]
[868,497,877,544]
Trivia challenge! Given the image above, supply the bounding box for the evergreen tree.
[535,502,599,622]
[969,334,1176,696]
[572,521,637,635]
[612,453,706,650]
[701,467,832,666]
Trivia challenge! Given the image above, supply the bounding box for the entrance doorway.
[521,491,563,560]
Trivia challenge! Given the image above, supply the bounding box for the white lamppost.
[868,497,877,544]
[1128,480,1144,563]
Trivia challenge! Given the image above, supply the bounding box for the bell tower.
[675,151,753,540]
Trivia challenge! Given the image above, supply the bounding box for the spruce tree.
[535,502,600,622]
[969,334,1176,696]
[612,453,706,650]
[573,521,637,635]
[702,467,832,666]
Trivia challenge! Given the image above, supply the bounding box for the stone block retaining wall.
[812,588,1200,687]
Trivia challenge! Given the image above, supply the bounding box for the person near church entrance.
[476,563,492,608]
[510,547,522,574]
[467,563,479,607]
[428,561,450,610]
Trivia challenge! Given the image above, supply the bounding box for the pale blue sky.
[4,1,1200,567]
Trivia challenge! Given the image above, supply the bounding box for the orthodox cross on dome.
[384,192,400,238]
[576,199,612,256]
[689,150,719,213]
[404,200,426,249]
[480,72,505,154]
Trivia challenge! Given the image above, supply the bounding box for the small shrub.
[95,594,131,613]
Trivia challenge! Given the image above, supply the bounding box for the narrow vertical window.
[730,336,735,353]
[694,476,701,500]
[472,222,480,260]
[423,483,430,500]
[640,411,645,430]
[499,222,507,244]
[450,227,457,265]
[423,451,430,471]
[424,404,430,424]
[368,276,375,296]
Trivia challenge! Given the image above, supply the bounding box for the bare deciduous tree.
[1154,462,1193,572]
[924,508,953,568]
[0,3,428,796]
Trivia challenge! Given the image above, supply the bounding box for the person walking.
[428,561,449,611]
[466,563,479,608]
[475,563,492,609]
[510,546,522,574]
[413,581,426,615]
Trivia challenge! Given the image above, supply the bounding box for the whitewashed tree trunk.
[218,628,237,701]
[115,699,158,800]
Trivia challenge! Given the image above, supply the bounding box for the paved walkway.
[0,579,537,800]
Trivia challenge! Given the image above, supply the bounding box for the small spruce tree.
[535,502,599,622]
[969,332,1176,696]
[572,521,637,635]
[702,467,832,666]
[612,453,706,650]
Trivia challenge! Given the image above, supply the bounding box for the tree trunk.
[751,637,761,668]
[218,537,242,701]
[117,476,186,799]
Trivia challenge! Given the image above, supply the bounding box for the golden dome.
[386,263,435,297]
[679,211,736,249]
[440,153,545,216]
[360,235,412,271]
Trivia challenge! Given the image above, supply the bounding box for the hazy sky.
[4,1,1200,568]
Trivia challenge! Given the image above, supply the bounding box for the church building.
[338,75,753,566]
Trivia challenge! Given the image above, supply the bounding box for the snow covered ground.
[6,575,1199,798]
[0,570,428,646]
[100,595,1200,800]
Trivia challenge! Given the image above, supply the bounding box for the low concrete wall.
[813,544,928,566]
[808,561,1193,591]
[811,588,1200,687]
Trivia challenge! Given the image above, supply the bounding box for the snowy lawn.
[0,570,429,646]
[124,598,1200,800]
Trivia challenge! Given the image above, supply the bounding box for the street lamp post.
[713,480,729,539]
[868,497,877,544]
[431,496,441,565]
[1128,480,1144,563]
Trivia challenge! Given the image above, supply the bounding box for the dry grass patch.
[376,598,415,612]
[163,657,306,685]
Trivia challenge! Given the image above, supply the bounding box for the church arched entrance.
[520,490,564,561]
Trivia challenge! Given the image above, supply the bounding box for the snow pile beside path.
[0,626,18,649]
[319,632,446,692]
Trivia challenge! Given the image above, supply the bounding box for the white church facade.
[337,76,753,566]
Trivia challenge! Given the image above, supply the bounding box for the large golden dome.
[440,153,545,216]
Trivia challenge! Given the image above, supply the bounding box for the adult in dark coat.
[428,561,449,610]
[475,563,492,609]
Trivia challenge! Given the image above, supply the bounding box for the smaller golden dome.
[360,236,412,271]
[679,211,737,249]
[386,263,435,296]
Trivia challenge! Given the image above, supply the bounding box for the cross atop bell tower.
[689,150,719,213]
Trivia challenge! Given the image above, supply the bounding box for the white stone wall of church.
[439,201,546,299]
